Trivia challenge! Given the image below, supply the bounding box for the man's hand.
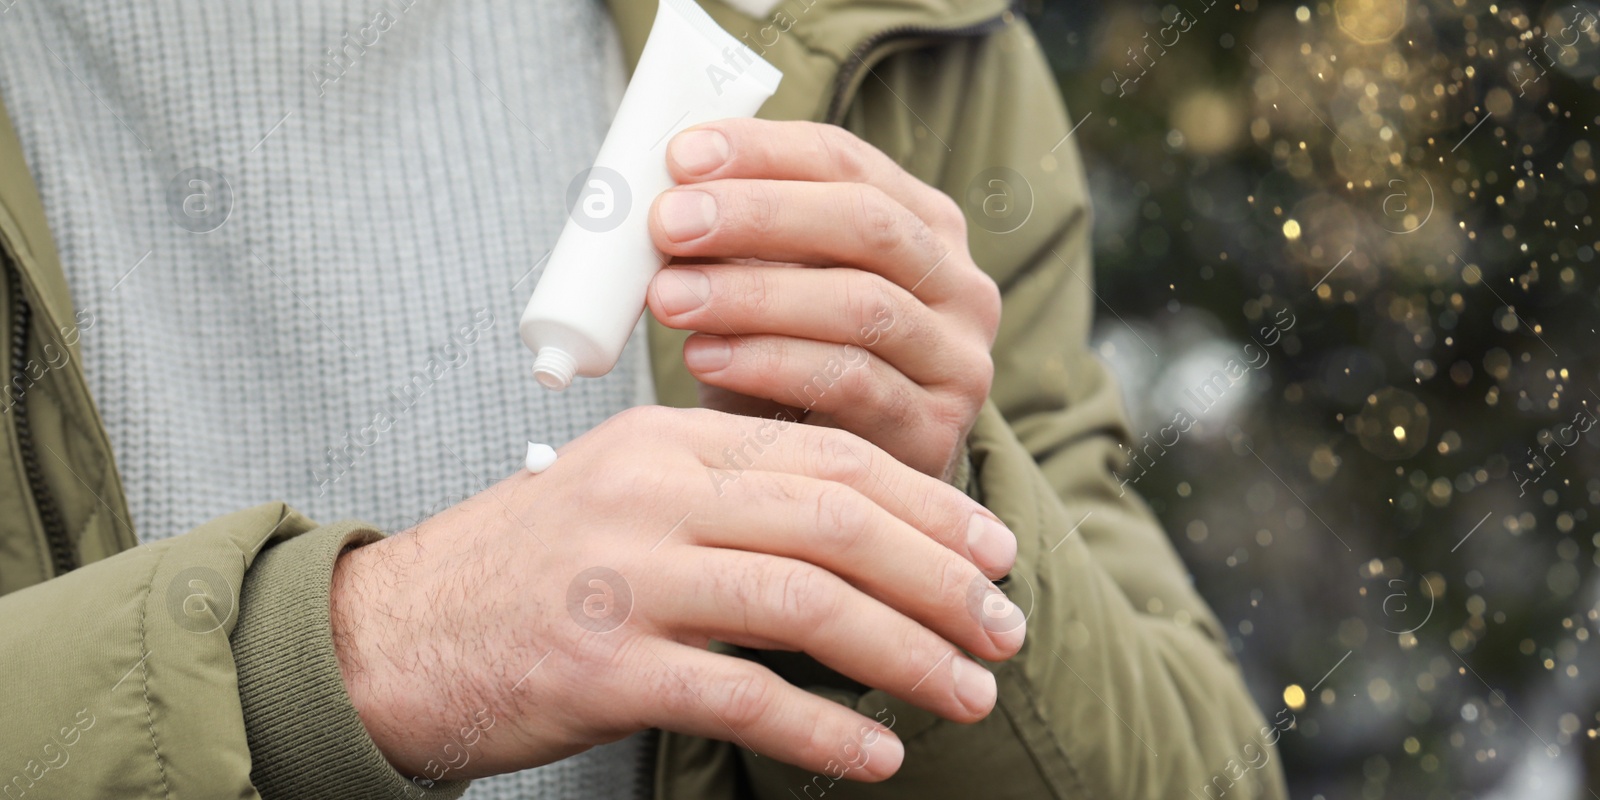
[646,120,1001,481]
[330,406,1022,785]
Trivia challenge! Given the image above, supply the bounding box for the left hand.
[646,119,1002,481]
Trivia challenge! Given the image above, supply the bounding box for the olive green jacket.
[0,0,1289,797]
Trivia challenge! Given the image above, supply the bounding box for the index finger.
[666,119,965,236]
[686,410,1016,579]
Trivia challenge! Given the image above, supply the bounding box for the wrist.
[236,520,471,799]
[330,539,430,777]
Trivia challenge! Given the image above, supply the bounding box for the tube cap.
[532,347,576,391]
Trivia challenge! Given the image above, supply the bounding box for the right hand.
[328,405,1022,785]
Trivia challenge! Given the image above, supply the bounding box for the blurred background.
[1021,0,1600,796]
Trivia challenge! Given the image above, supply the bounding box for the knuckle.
[971,272,1003,337]
[649,654,705,716]
[881,287,928,345]
[729,268,777,318]
[956,348,996,405]
[932,555,974,607]
[716,558,762,612]
[737,181,784,235]
[851,184,903,254]
[717,666,777,730]
[568,621,636,673]
[814,123,871,181]
[799,716,840,766]
[932,191,968,239]
[849,275,900,340]
[908,215,943,263]
[866,371,917,430]
[809,429,871,486]
[756,470,809,507]
[766,563,835,634]
[898,628,947,685]
[924,398,972,458]
[810,483,871,553]
[778,564,823,617]
[744,337,786,377]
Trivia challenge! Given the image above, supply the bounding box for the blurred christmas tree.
[1024,0,1600,796]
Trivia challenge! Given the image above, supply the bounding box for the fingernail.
[683,335,732,372]
[951,657,997,716]
[966,514,1017,578]
[658,191,717,242]
[985,592,1027,654]
[867,733,905,778]
[671,130,730,176]
[656,270,710,316]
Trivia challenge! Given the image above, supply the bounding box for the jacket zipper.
[824,7,1016,125]
[5,263,76,575]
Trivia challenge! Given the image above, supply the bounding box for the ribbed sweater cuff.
[233,522,470,800]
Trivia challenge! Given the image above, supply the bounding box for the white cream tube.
[519,0,783,391]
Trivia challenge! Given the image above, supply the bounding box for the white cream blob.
[525,442,558,474]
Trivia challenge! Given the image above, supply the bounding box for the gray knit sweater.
[0,0,649,796]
